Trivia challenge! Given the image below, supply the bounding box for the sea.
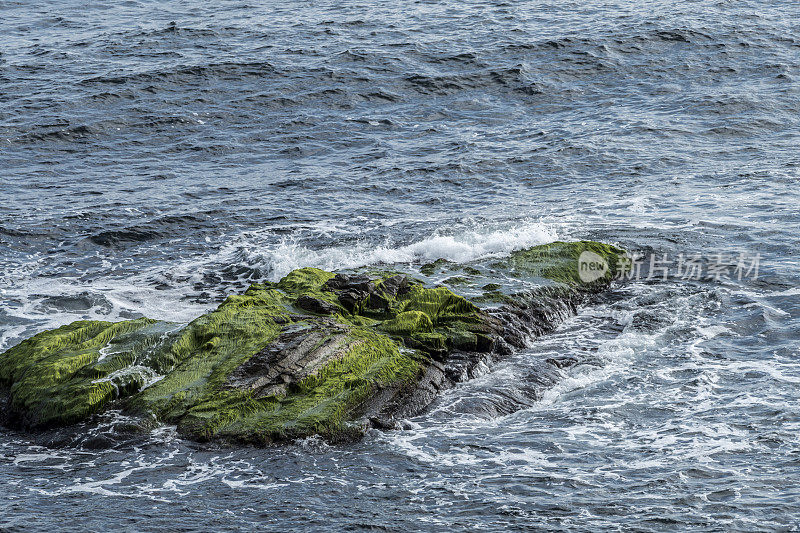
[1,0,799,530]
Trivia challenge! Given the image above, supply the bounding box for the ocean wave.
[87,214,213,247]
[0,219,561,350]
[204,219,560,282]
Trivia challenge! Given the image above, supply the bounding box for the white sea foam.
[208,218,560,282]
[30,464,172,502]
[0,219,560,349]
[378,279,756,472]
[0,274,211,351]
[221,478,289,490]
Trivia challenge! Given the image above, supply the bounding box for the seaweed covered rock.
[0,241,627,445]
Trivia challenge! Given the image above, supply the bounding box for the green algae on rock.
[0,318,166,428]
[177,326,422,444]
[0,240,628,444]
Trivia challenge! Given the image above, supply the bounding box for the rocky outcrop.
[0,240,627,445]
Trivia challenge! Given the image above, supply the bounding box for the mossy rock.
[500,240,626,286]
[379,311,434,336]
[0,240,628,444]
[177,328,422,444]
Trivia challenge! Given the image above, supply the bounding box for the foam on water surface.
[2,0,800,528]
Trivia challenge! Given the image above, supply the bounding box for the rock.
[323,273,374,294]
[546,356,579,369]
[420,258,452,276]
[0,240,628,445]
[494,337,514,356]
[225,320,350,398]
[364,291,391,312]
[380,274,409,297]
[324,273,378,313]
[294,295,339,315]
[337,289,368,313]
[368,416,401,430]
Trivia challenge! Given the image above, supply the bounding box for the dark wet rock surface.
[226,320,351,398]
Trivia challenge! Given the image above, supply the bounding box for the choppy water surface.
[2,0,800,530]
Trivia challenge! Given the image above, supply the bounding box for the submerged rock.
[0,241,627,445]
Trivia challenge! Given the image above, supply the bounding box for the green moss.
[177,328,422,443]
[366,269,413,282]
[473,291,515,304]
[132,286,292,421]
[502,240,627,286]
[420,258,452,276]
[442,276,472,287]
[340,314,380,327]
[0,318,161,427]
[275,267,344,312]
[400,286,480,324]
[276,267,335,294]
[408,332,447,352]
[446,328,478,351]
[374,286,487,355]
[379,311,433,336]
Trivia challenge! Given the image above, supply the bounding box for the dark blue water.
[1,0,799,530]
